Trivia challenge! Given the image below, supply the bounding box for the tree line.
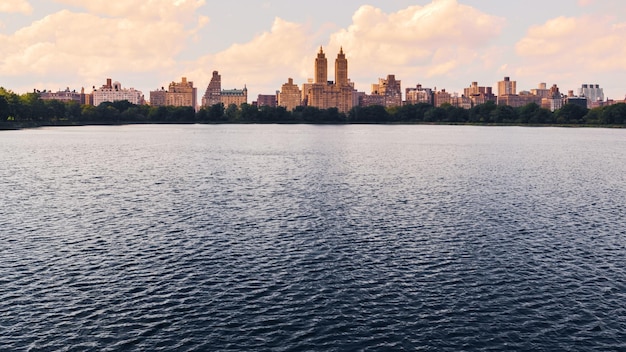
[1,87,625,129]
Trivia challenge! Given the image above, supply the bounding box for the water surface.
[1,125,625,351]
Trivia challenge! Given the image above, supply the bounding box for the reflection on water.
[1,125,625,351]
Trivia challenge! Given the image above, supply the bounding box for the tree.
[224,104,239,122]
[491,105,517,124]
[469,100,497,123]
[555,103,588,124]
[600,103,626,125]
[424,106,446,122]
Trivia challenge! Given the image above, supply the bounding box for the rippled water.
[1,124,626,351]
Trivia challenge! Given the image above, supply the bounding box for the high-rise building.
[278,78,302,111]
[531,83,551,99]
[578,84,604,107]
[433,89,451,107]
[405,84,433,105]
[463,82,496,106]
[201,71,247,107]
[497,76,516,96]
[92,78,143,106]
[202,71,222,107]
[150,77,197,108]
[363,74,402,107]
[306,47,355,113]
[540,84,563,111]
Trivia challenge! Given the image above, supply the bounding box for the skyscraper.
[497,77,516,96]
[202,71,222,107]
[306,47,355,113]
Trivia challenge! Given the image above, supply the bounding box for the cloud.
[186,0,505,98]
[187,17,314,96]
[324,0,505,89]
[0,1,208,91]
[53,0,205,21]
[513,15,626,97]
[515,16,626,72]
[578,0,595,6]
[0,0,33,14]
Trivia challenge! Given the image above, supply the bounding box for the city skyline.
[1,0,626,101]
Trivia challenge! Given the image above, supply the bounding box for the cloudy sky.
[1,0,625,102]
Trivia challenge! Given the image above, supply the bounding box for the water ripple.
[1,125,626,351]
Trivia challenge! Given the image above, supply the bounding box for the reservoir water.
[1,124,625,351]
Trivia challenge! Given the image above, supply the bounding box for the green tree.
[469,100,497,123]
[555,103,588,124]
[601,103,626,125]
[491,105,517,123]
[224,104,239,122]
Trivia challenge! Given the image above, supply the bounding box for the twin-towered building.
[305,47,355,113]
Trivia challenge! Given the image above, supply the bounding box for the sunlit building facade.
[278,78,302,111]
[305,47,355,113]
[150,77,197,108]
[92,78,143,106]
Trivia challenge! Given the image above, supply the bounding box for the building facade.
[221,87,248,107]
[278,78,302,111]
[497,76,517,96]
[38,87,85,104]
[257,94,277,108]
[464,82,496,106]
[150,77,197,108]
[361,74,402,108]
[306,47,355,113]
[405,84,433,105]
[201,71,222,107]
[578,84,604,107]
[92,79,143,106]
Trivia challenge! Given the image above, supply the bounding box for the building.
[150,77,197,108]
[201,70,247,107]
[38,87,84,104]
[578,84,604,107]
[531,83,551,99]
[565,90,588,109]
[305,47,355,113]
[496,76,542,108]
[433,89,452,107]
[450,95,472,109]
[540,84,563,111]
[463,82,496,106]
[498,92,542,108]
[361,74,402,108]
[92,78,143,106]
[498,76,516,96]
[278,78,302,111]
[221,87,248,107]
[405,84,433,105]
[257,94,277,108]
[201,71,221,107]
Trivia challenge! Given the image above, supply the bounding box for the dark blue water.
[1,125,625,351]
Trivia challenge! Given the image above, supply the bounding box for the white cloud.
[515,16,626,73]
[326,0,505,88]
[0,0,32,14]
[187,17,314,97]
[0,1,208,91]
[53,0,205,21]
[186,0,505,98]
[513,15,626,97]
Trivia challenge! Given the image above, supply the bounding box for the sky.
[1,0,626,103]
